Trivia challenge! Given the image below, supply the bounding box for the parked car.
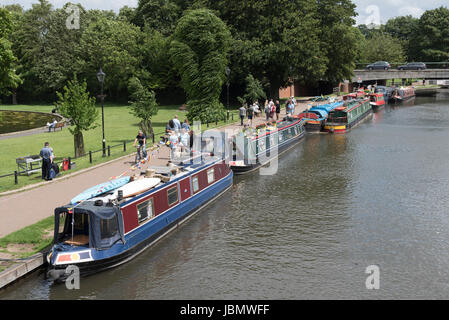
[397,62,427,70]
[365,61,391,70]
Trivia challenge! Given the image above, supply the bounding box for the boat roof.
[310,101,343,113]
[307,109,328,118]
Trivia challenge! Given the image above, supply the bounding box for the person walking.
[291,96,297,114]
[269,99,275,120]
[286,99,293,116]
[275,100,281,120]
[247,103,254,127]
[182,119,190,131]
[239,104,247,126]
[40,142,53,181]
[264,100,271,121]
[172,115,182,133]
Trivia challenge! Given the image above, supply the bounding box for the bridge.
[352,69,449,82]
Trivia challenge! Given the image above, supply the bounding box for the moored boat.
[343,89,365,102]
[230,117,306,174]
[47,143,233,281]
[296,101,344,133]
[323,98,372,133]
[367,92,386,111]
[374,86,394,104]
[391,87,415,103]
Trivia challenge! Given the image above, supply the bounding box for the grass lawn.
[0,102,240,193]
[0,216,54,257]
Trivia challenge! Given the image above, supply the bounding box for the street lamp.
[225,67,231,120]
[97,68,106,157]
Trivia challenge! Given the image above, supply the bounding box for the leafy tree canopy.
[170,8,231,122]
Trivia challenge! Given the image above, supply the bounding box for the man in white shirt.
[172,115,182,132]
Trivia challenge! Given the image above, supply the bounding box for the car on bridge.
[397,62,427,70]
[365,61,391,70]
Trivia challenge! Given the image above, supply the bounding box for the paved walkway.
[0,103,311,238]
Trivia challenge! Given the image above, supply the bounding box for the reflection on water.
[2,91,449,299]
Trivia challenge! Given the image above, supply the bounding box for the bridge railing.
[355,62,449,70]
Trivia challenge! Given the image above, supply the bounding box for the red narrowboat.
[368,93,386,111]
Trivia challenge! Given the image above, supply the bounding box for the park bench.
[51,122,64,132]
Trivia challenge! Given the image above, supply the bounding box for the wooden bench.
[51,122,64,132]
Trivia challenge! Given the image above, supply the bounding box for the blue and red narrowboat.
[47,152,233,281]
[230,116,306,174]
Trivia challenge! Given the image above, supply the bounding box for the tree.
[78,14,143,99]
[198,0,326,99]
[140,29,179,90]
[316,0,361,84]
[128,77,159,138]
[9,0,53,99]
[237,74,266,105]
[169,9,232,122]
[382,15,419,60]
[56,75,99,158]
[133,0,196,35]
[360,33,406,64]
[409,7,449,62]
[0,8,21,97]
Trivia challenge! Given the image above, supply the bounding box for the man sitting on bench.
[47,119,58,132]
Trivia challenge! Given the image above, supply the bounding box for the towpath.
[0,101,313,237]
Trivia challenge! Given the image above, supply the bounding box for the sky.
[2,0,449,25]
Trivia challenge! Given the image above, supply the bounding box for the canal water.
[2,91,449,299]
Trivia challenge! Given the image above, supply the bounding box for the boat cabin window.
[192,176,199,193]
[100,216,119,240]
[137,199,154,224]
[57,212,90,246]
[207,168,215,184]
[167,186,179,206]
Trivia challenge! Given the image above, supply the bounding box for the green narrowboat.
[324,98,372,133]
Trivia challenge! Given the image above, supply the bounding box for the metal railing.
[0,113,239,188]
[355,62,449,69]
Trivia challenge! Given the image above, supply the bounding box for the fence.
[355,62,449,69]
[0,112,238,189]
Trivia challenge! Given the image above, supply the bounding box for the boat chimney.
[117,190,123,202]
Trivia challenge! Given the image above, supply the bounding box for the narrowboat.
[297,101,344,133]
[374,86,394,104]
[343,89,365,101]
[230,117,306,174]
[391,87,415,103]
[46,146,233,281]
[296,109,328,132]
[323,98,372,133]
[367,92,386,111]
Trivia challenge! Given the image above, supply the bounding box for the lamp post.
[97,68,106,157]
[225,67,231,120]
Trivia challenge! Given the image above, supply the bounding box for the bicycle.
[134,145,145,164]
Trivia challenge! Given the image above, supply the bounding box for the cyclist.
[133,130,148,162]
